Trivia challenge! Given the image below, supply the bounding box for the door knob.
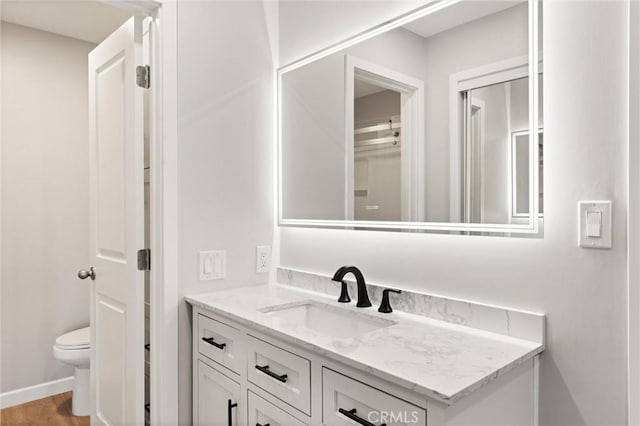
[78,267,96,280]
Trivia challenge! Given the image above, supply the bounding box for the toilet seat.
[53,345,90,364]
[55,326,90,349]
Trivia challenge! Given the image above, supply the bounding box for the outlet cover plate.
[256,245,271,273]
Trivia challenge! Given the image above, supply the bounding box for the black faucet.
[332,266,372,308]
[378,289,402,313]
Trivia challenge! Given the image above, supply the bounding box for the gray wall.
[278,1,628,425]
[354,90,402,221]
[1,22,94,392]
[176,1,275,423]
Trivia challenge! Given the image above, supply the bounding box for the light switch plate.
[578,201,612,249]
[199,250,226,280]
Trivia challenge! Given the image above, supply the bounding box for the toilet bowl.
[53,326,90,416]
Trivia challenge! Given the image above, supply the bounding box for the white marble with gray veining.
[277,267,545,344]
[186,283,544,405]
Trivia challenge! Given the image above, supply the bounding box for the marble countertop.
[186,284,543,405]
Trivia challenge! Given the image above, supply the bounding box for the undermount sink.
[259,300,396,339]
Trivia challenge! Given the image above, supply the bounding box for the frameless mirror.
[279,0,542,233]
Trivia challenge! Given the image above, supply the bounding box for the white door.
[87,16,144,426]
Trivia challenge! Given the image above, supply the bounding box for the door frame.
[99,1,178,424]
[449,55,543,223]
[510,128,544,222]
[344,55,425,222]
[465,97,485,224]
[0,0,177,421]
[628,0,639,424]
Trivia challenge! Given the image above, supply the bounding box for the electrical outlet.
[256,245,271,273]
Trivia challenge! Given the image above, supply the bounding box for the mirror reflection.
[459,75,543,224]
[354,84,402,221]
[281,0,542,226]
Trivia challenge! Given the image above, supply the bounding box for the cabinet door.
[196,360,241,426]
[248,391,307,426]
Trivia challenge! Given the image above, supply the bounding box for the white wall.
[281,58,348,219]
[277,1,629,425]
[1,22,93,392]
[176,1,275,423]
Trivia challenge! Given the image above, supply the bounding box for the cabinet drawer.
[322,368,426,426]
[198,313,243,374]
[247,335,311,416]
[248,391,307,426]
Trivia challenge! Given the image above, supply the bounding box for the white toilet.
[53,326,90,416]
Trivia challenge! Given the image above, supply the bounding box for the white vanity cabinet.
[192,305,538,426]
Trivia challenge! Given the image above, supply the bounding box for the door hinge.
[137,248,151,271]
[136,65,150,89]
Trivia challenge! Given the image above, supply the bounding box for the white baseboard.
[0,376,74,409]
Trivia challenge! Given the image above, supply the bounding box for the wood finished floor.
[0,392,88,426]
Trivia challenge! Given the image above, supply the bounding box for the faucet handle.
[378,289,402,313]
[337,280,351,303]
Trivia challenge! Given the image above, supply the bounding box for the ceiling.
[0,1,525,50]
[1,1,132,44]
[403,0,524,39]
[355,80,388,99]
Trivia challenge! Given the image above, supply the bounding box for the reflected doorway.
[353,82,402,221]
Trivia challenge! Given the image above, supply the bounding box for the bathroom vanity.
[187,0,546,422]
[186,269,544,425]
